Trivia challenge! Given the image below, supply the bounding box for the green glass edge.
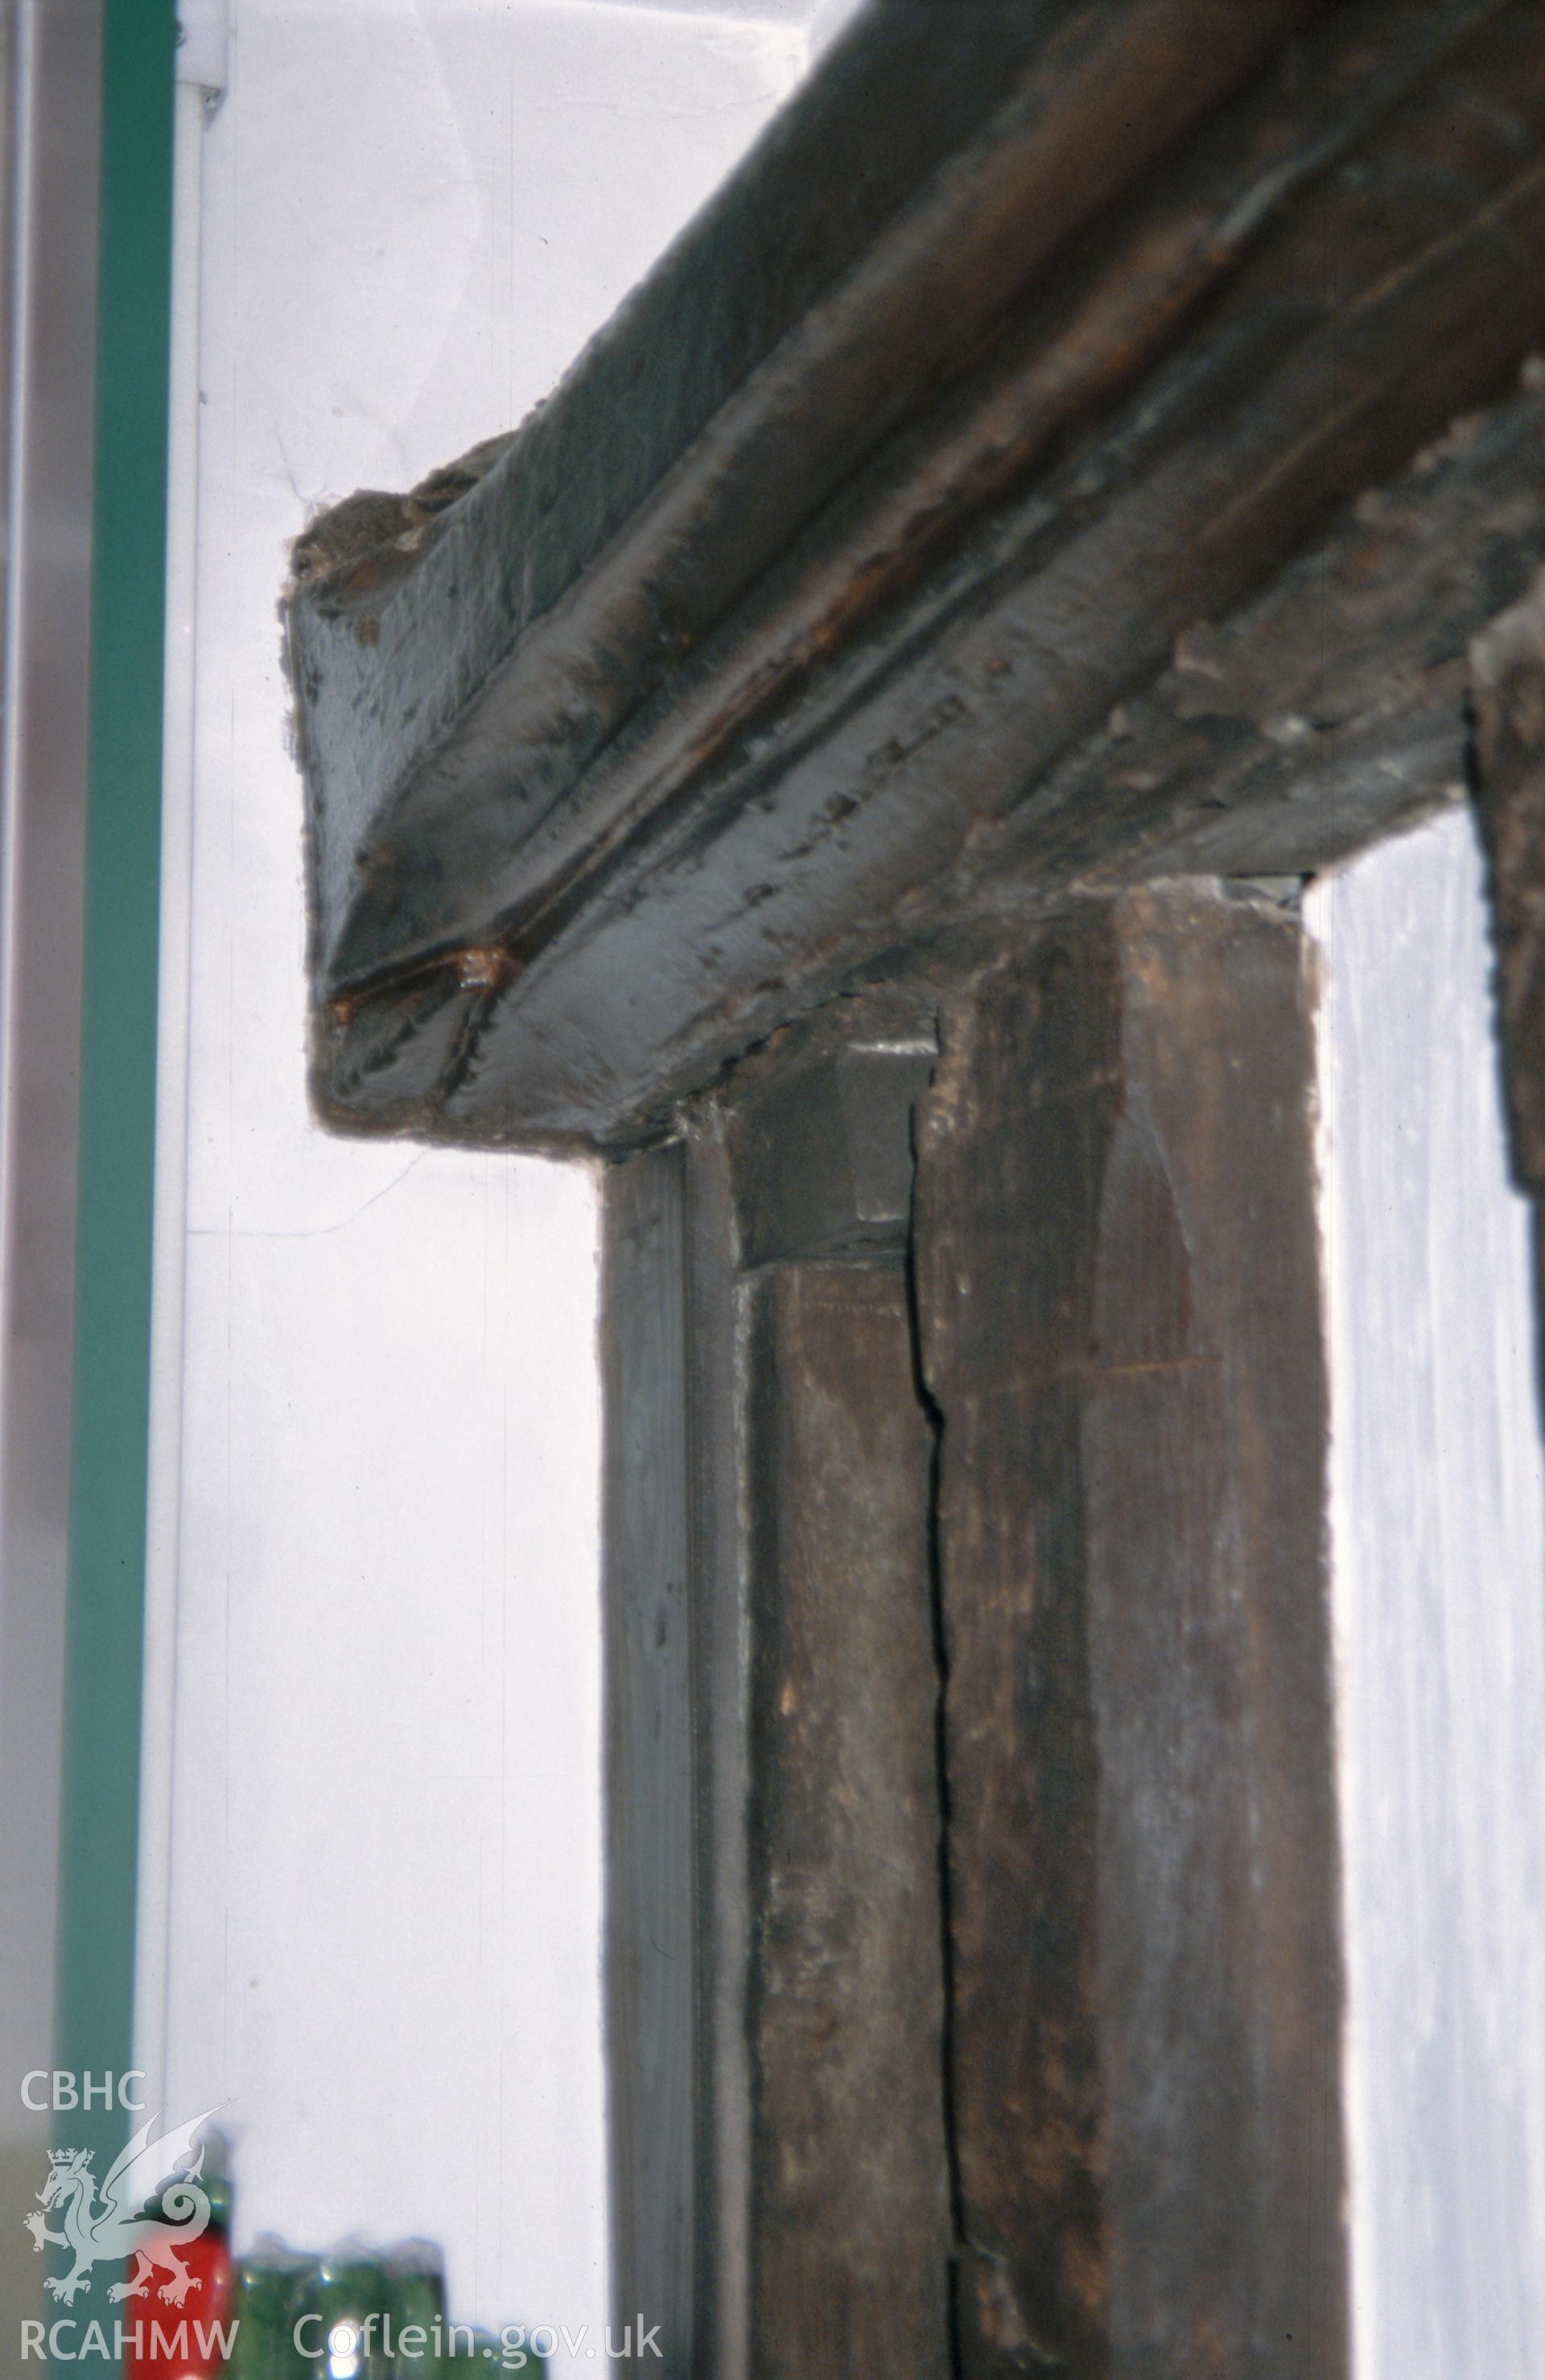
[55,0,177,2219]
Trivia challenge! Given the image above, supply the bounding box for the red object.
[121,2223,235,2380]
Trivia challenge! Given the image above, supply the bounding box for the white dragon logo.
[23,2106,221,2308]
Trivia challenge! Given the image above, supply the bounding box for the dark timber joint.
[282,1,1545,2370]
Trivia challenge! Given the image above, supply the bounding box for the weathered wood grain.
[291,1,1545,1149]
[676,1126,752,2380]
[458,0,1534,984]
[743,1260,950,2380]
[602,1149,698,2378]
[971,376,1545,903]
[913,886,1345,2378]
[603,1023,953,2377]
[720,994,937,1267]
[1471,566,1545,1194]
[291,0,1323,996]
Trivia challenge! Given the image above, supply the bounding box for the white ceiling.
[564,2,823,14]
[554,0,866,31]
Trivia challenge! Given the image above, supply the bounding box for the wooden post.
[742,1259,950,2378]
[602,1148,698,2379]
[603,1017,952,2378]
[913,885,1347,2377]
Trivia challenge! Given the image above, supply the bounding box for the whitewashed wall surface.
[141,1,825,2349]
[1310,808,1545,2380]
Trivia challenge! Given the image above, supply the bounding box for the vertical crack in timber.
[904,1078,966,2380]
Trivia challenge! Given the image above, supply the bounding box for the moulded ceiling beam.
[286,0,1545,1149]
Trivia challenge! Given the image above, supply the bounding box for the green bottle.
[382,2242,446,2376]
[290,2254,396,2380]
[228,2246,316,2379]
[442,2327,544,2378]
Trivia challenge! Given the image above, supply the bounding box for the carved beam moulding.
[285,0,1545,1151]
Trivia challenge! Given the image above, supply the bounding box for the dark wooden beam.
[290,0,1327,989]
[966,372,1545,908]
[288,0,1545,1150]
[913,885,1345,2377]
[1472,567,1545,1202]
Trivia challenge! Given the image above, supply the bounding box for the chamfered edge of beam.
[286,0,1326,1000]
[307,365,1545,1150]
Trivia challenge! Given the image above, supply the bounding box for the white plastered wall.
[1310,806,1545,2380]
[143,1,815,2349]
